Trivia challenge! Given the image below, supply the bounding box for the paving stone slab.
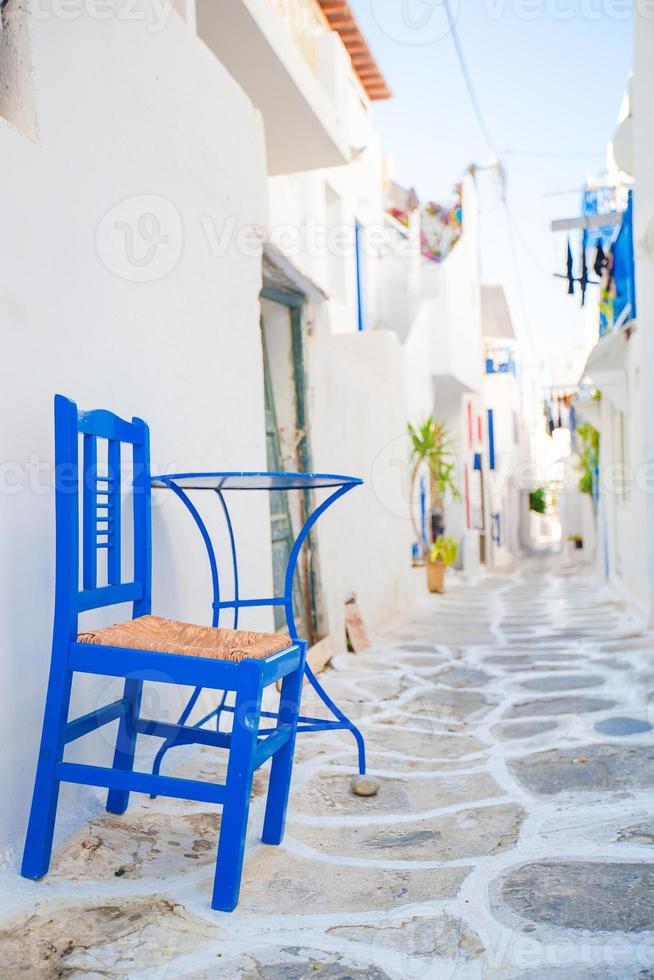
[617,823,654,845]
[519,674,606,692]
[237,851,470,913]
[594,656,632,669]
[594,717,653,736]
[509,744,654,795]
[396,654,448,668]
[49,809,221,880]
[492,720,559,740]
[598,637,653,653]
[352,673,413,702]
[503,696,616,719]
[360,726,487,760]
[497,861,654,932]
[0,895,223,978]
[292,731,354,765]
[402,686,494,721]
[433,666,492,688]
[485,654,579,667]
[327,913,485,959]
[210,950,392,980]
[538,630,596,641]
[292,770,505,816]
[288,803,524,861]
[250,960,390,979]
[399,642,444,654]
[328,752,480,774]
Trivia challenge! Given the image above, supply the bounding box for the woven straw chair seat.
[78,615,291,663]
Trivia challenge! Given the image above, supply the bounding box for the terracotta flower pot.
[427,560,445,594]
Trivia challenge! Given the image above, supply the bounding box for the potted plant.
[529,486,547,514]
[567,534,583,550]
[408,415,460,557]
[427,535,458,593]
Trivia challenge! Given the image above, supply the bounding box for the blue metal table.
[149,471,367,779]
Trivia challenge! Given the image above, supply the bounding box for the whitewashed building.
[0,0,526,859]
[564,26,652,618]
[0,0,408,855]
[481,285,527,564]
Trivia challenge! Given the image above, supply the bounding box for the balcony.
[485,348,517,377]
[196,0,352,174]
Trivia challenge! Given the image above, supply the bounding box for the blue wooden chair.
[21,395,307,911]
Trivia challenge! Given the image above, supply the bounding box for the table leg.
[303,662,366,775]
[150,480,369,781]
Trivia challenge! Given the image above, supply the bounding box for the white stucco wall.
[595,332,648,615]
[0,6,270,853]
[421,177,485,557]
[633,7,654,623]
[307,326,414,645]
[429,176,484,399]
[484,371,523,559]
[266,91,386,337]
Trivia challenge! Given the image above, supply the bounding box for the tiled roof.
[317,1,391,100]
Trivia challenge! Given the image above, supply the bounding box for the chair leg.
[262,643,306,846]
[211,663,263,912]
[21,665,74,880]
[106,678,143,815]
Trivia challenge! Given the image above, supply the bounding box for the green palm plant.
[408,415,460,554]
[430,535,458,567]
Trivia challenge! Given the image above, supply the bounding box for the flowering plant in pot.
[427,535,458,594]
[407,415,459,557]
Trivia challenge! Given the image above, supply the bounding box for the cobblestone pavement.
[1,555,654,978]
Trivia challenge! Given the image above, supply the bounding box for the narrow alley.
[1,555,652,978]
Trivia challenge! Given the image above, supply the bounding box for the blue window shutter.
[487,409,496,471]
[355,221,366,332]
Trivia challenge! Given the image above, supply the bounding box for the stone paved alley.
[1,555,653,978]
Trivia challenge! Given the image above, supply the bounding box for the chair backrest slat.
[54,395,152,637]
[82,433,98,591]
[78,409,145,445]
[107,439,122,585]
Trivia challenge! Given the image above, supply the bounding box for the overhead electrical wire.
[441,0,539,358]
[442,0,497,157]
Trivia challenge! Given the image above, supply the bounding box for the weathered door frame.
[260,285,322,644]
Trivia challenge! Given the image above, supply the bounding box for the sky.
[349,0,633,374]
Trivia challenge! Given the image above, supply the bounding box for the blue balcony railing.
[485,353,516,377]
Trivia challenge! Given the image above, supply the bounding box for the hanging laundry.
[552,399,561,430]
[543,400,555,437]
[593,239,607,278]
[599,246,616,337]
[579,231,589,308]
[566,238,575,295]
[556,232,599,303]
